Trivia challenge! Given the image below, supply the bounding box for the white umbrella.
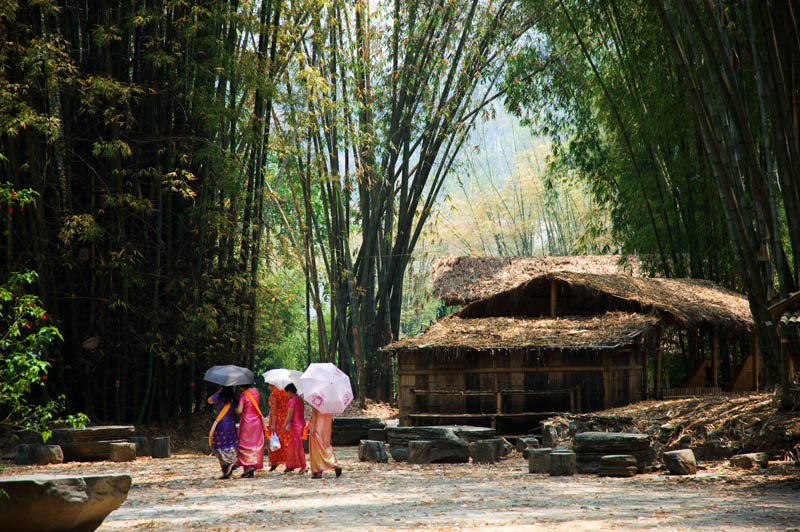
[300,362,353,414]
[262,368,303,395]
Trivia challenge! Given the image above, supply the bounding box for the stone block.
[386,426,470,463]
[358,440,388,463]
[542,425,559,448]
[527,448,552,474]
[573,432,651,473]
[15,445,63,465]
[109,442,137,462]
[151,436,170,459]
[550,451,577,476]
[729,452,769,470]
[0,473,131,532]
[50,426,135,444]
[598,454,638,477]
[36,445,64,465]
[59,441,125,462]
[127,436,150,457]
[367,428,386,442]
[516,437,539,452]
[663,449,697,475]
[331,417,386,446]
[409,440,432,464]
[469,441,496,464]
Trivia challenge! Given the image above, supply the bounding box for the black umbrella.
[203,365,254,386]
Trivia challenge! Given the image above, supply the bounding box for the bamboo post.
[780,323,790,409]
[550,280,558,317]
[752,332,759,392]
[655,348,662,398]
[711,331,718,388]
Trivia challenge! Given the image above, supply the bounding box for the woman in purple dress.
[207,386,239,479]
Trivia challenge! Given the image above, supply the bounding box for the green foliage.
[0,270,88,442]
[255,263,319,373]
[505,0,737,282]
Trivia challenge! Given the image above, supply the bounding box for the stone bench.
[332,417,386,446]
[0,474,131,532]
[386,426,496,463]
[573,432,651,473]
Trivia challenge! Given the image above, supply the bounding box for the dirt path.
[3,448,798,531]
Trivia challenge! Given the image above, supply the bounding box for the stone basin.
[0,473,131,532]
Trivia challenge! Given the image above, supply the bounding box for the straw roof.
[432,255,641,305]
[383,312,658,352]
[456,272,753,335]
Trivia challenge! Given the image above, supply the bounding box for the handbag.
[269,432,281,451]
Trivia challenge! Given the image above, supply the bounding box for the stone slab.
[50,426,136,444]
[386,426,471,463]
[358,440,389,463]
[109,443,136,462]
[59,441,126,462]
[663,449,697,475]
[0,474,131,532]
[331,417,386,446]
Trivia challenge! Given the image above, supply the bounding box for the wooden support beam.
[602,351,612,408]
[752,332,759,392]
[711,331,718,388]
[655,348,662,398]
[690,329,699,368]
[550,280,558,317]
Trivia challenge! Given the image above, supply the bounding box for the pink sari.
[309,409,338,474]
[285,395,306,469]
[237,388,264,470]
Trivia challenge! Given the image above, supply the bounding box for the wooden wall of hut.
[396,345,648,434]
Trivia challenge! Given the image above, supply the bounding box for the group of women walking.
[208,381,341,480]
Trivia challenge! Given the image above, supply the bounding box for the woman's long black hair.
[218,385,237,403]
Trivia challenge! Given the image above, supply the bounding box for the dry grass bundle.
[383,311,658,352]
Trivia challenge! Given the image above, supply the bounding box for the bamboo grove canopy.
[455,272,753,337]
[432,255,642,306]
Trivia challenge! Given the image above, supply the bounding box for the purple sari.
[210,392,238,466]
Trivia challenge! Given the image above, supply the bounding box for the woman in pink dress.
[235,383,265,478]
[281,383,307,474]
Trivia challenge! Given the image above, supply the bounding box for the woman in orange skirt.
[266,383,290,471]
[308,405,342,479]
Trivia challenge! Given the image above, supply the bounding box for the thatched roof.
[383,312,658,352]
[432,255,641,306]
[456,272,753,335]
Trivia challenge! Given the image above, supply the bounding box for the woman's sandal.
[297,467,307,474]
[221,463,235,479]
[335,466,342,478]
[241,466,255,478]
[311,472,322,479]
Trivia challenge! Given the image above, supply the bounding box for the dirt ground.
[3,446,799,532]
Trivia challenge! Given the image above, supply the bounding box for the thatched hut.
[384,312,659,433]
[432,255,642,306]
[385,263,757,434]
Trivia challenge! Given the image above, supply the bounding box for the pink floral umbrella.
[299,362,353,414]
